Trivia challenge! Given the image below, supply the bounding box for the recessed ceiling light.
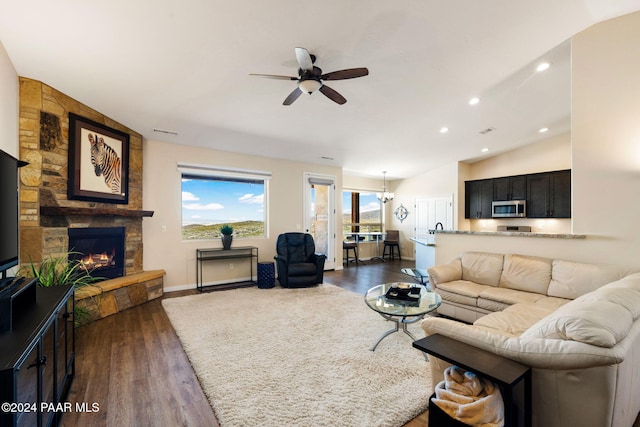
[536,62,550,72]
[440,127,449,134]
[469,97,480,105]
[481,148,489,153]
[539,127,549,133]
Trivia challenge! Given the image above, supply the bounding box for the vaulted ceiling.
[2,1,640,179]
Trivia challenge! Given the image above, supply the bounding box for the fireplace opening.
[68,227,125,280]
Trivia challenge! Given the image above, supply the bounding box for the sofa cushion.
[499,254,552,294]
[521,300,633,348]
[547,259,626,299]
[436,280,489,306]
[606,271,640,291]
[577,286,640,320]
[428,258,462,286]
[534,296,571,310]
[474,303,552,335]
[479,287,544,305]
[477,298,510,312]
[477,287,544,312]
[461,252,503,287]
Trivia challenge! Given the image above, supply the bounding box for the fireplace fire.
[80,248,116,270]
[68,227,125,280]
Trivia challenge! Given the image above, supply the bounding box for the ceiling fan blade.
[321,67,369,80]
[295,47,314,71]
[319,85,347,105]
[249,73,298,80]
[283,87,303,105]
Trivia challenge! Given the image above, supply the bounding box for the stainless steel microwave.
[492,200,526,218]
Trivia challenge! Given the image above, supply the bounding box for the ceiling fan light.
[299,79,322,94]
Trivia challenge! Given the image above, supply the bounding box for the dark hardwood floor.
[62,258,429,427]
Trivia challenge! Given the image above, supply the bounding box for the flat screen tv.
[0,149,20,287]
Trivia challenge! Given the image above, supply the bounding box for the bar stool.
[343,240,359,265]
[382,230,401,260]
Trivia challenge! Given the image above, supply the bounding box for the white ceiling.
[1,0,640,179]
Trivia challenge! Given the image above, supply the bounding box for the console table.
[413,334,531,427]
[196,246,258,291]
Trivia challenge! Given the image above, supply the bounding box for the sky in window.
[182,178,264,225]
[342,191,380,214]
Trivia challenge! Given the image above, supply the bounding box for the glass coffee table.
[364,282,442,351]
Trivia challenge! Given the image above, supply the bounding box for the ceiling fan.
[250,47,369,105]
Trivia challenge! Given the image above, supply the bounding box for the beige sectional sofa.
[422,251,640,427]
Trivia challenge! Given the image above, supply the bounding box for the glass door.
[304,173,335,270]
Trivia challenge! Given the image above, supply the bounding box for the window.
[179,164,269,240]
[342,190,382,240]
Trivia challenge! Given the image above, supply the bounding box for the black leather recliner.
[274,232,326,288]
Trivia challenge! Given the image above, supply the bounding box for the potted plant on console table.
[220,224,233,250]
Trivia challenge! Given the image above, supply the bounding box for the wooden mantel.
[40,206,154,218]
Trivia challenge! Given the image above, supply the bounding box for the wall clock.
[395,204,408,222]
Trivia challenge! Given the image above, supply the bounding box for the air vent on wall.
[479,127,496,135]
[153,128,179,136]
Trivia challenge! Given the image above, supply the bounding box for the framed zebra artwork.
[68,113,130,204]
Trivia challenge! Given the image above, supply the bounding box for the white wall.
[467,133,571,180]
[570,10,640,266]
[435,11,640,271]
[0,41,18,157]
[143,139,343,291]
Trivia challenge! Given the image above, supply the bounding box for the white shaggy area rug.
[162,284,431,427]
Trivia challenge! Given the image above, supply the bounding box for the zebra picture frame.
[68,113,130,204]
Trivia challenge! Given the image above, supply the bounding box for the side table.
[196,246,258,291]
[413,334,531,427]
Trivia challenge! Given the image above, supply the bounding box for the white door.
[415,195,453,237]
[304,173,336,270]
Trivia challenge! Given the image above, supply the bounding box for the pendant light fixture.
[376,171,394,204]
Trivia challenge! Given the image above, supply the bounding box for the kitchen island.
[434,230,586,239]
[410,235,435,271]
[430,229,597,268]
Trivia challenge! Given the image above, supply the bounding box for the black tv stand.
[0,276,36,333]
[0,274,25,290]
[0,284,75,427]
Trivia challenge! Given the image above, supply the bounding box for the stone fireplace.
[17,78,164,324]
[17,78,146,272]
[68,227,126,280]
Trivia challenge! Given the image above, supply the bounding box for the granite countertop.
[433,230,586,239]
[410,237,436,246]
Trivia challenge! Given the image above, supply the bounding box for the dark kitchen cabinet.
[0,283,75,427]
[465,179,493,218]
[527,170,571,218]
[493,175,527,201]
[466,170,571,220]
